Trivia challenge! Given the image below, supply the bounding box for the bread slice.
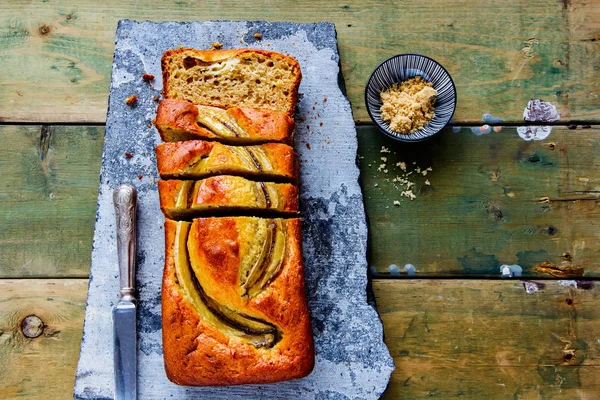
[158,176,298,219]
[162,217,314,386]
[161,48,302,116]
[155,140,297,182]
[155,99,294,144]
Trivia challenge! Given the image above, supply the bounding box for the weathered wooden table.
[1,1,599,398]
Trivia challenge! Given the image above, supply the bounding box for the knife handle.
[113,184,137,303]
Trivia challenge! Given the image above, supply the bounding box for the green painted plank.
[0,125,103,278]
[375,279,600,400]
[358,125,600,277]
[0,0,598,123]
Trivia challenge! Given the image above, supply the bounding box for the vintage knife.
[113,184,138,400]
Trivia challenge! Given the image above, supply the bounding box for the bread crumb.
[415,167,421,173]
[393,200,401,206]
[396,161,406,171]
[374,183,378,187]
[125,94,138,105]
[422,170,428,176]
[146,122,152,128]
[323,97,327,102]
[211,41,223,49]
[380,146,391,154]
[142,73,155,82]
[152,95,159,102]
[381,157,387,162]
[320,122,323,126]
[125,152,133,158]
[138,174,143,180]
[401,190,417,200]
[425,179,431,185]
[306,143,311,149]
[254,33,262,40]
[377,163,386,172]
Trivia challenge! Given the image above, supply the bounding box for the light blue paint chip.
[482,113,504,124]
[404,264,416,276]
[471,126,492,136]
[388,264,401,276]
[500,264,522,278]
[369,265,377,275]
[452,126,461,133]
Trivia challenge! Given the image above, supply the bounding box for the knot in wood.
[21,315,44,338]
[565,298,573,306]
[38,25,51,36]
[563,349,576,363]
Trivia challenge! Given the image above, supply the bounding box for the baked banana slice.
[155,140,297,182]
[158,176,298,219]
[155,99,294,144]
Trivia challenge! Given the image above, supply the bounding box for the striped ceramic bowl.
[365,54,456,142]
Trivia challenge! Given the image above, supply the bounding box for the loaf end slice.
[161,48,302,116]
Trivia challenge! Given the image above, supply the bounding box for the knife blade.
[113,184,138,400]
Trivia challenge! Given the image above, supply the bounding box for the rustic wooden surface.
[1,279,598,399]
[375,280,600,399]
[0,0,599,124]
[0,0,599,398]
[358,125,600,277]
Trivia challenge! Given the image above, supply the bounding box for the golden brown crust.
[158,177,299,219]
[155,99,216,141]
[161,48,301,116]
[155,140,298,182]
[227,107,294,144]
[155,99,294,144]
[162,218,314,386]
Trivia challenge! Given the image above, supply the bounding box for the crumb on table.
[211,41,223,49]
[142,73,155,82]
[254,33,262,40]
[125,94,138,105]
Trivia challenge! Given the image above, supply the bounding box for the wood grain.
[1,279,598,399]
[0,279,87,399]
[0,0,598,123]
[0,125,103,278]
[374,279,600,399]
[358,125,600,277]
